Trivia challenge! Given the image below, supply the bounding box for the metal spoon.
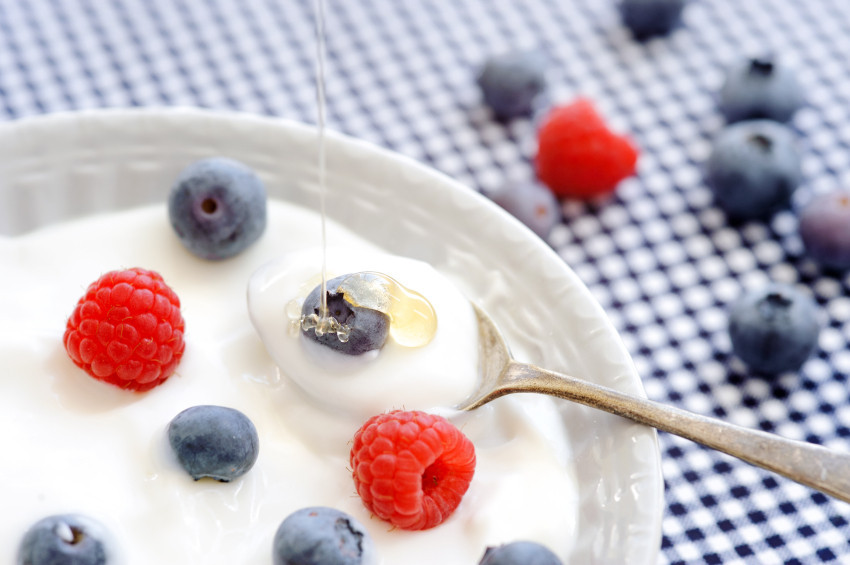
[458,304,850,504]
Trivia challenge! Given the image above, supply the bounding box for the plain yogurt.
[0,200,578,564]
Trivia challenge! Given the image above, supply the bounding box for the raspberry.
[63,267,186,392]
[350,410,476,531]
[535,98,638,199]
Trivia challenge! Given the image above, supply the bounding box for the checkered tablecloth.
[2,0,850,563]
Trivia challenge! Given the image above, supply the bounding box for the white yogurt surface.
[0,201,578,564]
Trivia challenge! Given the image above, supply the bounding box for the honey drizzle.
[299,0,436,347]
[290,272,437,348]
[313,0,332,333]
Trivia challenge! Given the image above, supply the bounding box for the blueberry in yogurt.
[719,56,804,123]
[18,514,110,565]
[727,283,820,375]
[301,274,391,355]
[167,405,260,481]
[705,120,801,220]
[478,541,563,565]
[168,157,267,260]
[272,507,374,565]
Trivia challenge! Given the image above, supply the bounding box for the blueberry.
[477,50,547,119]
[18,514,110,565]
[167,405,260,482]
[719,56,804,123]
[798,189,850,270]
[619,0,685,39]
[168,157,267,260]
[479,541,563,565]
[705,120,801,220]
[301,275,390,356]
[728,283,820,375]
[272,506,374,565]
[489,181,561,240]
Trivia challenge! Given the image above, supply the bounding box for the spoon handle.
[502,361,850,504]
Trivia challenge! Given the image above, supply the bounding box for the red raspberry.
[350,410,476,531]
[535,97,639,199]
[63,267,186,392]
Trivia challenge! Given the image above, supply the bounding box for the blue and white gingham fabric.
[2,0,850,562]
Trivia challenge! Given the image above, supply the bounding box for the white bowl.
[0,108,663,563]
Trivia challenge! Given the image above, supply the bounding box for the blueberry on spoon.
[300,274,391,356]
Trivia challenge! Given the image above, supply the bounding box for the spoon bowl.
[460,303,850,504]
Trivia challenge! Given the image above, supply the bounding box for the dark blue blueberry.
[479,541,563,565]
[477,50,547,119]
[18,514,110,565]
[168,157,267,260]
[799,190,850,270]
[719,57,804,123]
[272,506,374,565]
[490,181,561,240]
[167,405,260,482]
[301,274,390,356]
[620,0,685,38]
[705,120,801,220]
[728,283,820,375]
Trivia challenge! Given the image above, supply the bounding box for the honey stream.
[302,0,436,348]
